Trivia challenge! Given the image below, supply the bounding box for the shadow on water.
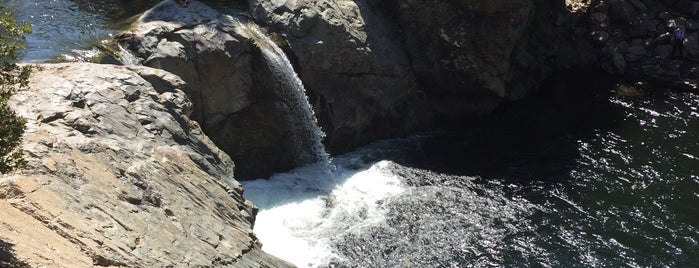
[388,68,626,182]
[0,240,29,268]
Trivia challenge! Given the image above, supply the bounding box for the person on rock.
[174,0,188,7]
[670,26,686,59]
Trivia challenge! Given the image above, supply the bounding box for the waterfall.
[239,22,331,168]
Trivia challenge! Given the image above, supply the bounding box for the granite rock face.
[119,0,301,179]
[118,0,591,178]
[246,0,592,142]
[382,0,533,116]
[249,0,433,152]
[586,0,699,89]
[118,0,699,180]
[0,63,292,267]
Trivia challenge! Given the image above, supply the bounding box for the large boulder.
[0,63,292,267]
[118,0,301,179]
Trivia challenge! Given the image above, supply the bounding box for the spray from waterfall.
[237,22,331,169]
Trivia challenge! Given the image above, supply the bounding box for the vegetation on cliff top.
[0,8,31,174]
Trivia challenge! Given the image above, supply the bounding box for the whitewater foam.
[242,158,406,267]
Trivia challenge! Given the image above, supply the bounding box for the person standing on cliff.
[670,26,686,59]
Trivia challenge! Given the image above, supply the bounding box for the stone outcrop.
[377,0,533,114]
[118,0,303,179]
[118,0,591,178]
[0,63,292,267]
[249,0,433,152]
[587,0,699,89]
[247,0,594,143]
[118,0,435,179]
[118,0,699,179]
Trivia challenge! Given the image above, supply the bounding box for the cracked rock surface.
[0,63,292,267]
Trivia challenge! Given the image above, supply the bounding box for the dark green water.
[488,71,699,266]
[336,70,699,267]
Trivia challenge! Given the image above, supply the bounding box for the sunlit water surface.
[243,71,699,267]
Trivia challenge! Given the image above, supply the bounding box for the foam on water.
[243,158,406,267]
[242,73,699,267]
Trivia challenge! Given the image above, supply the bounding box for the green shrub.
[0,8,31,173]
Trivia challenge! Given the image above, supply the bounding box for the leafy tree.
[0,8,31,173]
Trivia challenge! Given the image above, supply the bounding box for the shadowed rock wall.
[120,0,699,179]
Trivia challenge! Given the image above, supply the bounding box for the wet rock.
[120,0,699,177]
[249,0,433,152]
[119,0,304,179]
[0,63,292,267]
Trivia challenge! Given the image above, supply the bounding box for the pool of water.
[243,70,699,267]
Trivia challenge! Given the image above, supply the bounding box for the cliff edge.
[0,63,292,267]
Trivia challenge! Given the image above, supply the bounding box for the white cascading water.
[237,23,404,266]
[240,23,330,167]
[242,153,408,267]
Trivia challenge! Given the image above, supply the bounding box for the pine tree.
[0,8,31,173]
